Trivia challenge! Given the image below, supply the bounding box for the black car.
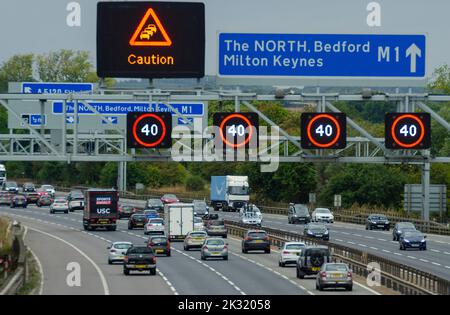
[123,246,157,276]
[10,194,27,208]
[303,223,329,241]
[392,222,417,241]
[366,214,390,231]
[146,198,164,212]
[3,181,19,194]
[288,203,311,224]
[193,200,209,217]
[128,213,147,229]
[147,235,171,256]
[241,230,270,253]
[399,231,427,251]
[296,246,332,279]
[22,182,36,192]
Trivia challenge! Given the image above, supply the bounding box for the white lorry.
[164,203,195,241]
[210,176,250,212]
[0,164,6,185]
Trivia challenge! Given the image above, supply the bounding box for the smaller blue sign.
[101,116,118,124]
[22,114,46,126]
[21,82,93,94]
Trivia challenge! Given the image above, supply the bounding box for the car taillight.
[152,257,156,264]
[124,256,128,263]
[149,242,154,247]
[166,242,170,249]
[283,251,290,255]
[224,245,228,249]
[245,236,252,241]
[320,271,327,279]
[203,246,208,251]
[90,218,96,223]
[264,236,269,241]
[347,272,352,278]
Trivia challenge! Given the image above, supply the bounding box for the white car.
[50,197,69,214]
[240,204,263,226]
[107,241,132,264]
[40,185,55,197]
[278,242,306,267]
[194,216,205,231]
[144,218,165,235]
[312,208,334,223]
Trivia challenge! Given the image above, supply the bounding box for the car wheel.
[184,245,189,251]
[280,261,285,267]
[223,235,227,239]
[201,255,205,260]
[64,210,68,214]
[399,244,403,250]
[296,268,305,279]
[365,225,368,230]
[316,282,319,290]
[265,248,271,254]
[318,284,324,291]
[242,248,247,254]
[167,252,171,257]
[347,285,353,291]
[123,268,130,275]
[128,225,132,230]
[149,268,156,276]
[393,236,396,241]
[108,259,112,265]
[223,256,228,261]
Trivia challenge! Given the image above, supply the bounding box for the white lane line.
[394,253,402,256]
[358,244,367,248]
[24,226,44,296]
[173,248,246,295]
[382,249,391,253]
[430,249,440,253]
[353,281,381,295]
[26,226,110,295]
[335,239,343,242]
[432,262,441,266]
[157,269,178,295]
[420,259,429,263]
[407,256,417,260]
[370,247,378,250]
[445,266,450,269]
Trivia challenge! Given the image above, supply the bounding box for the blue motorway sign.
[21,82,93,94]
[21,114,46,126]
[52,102,204,116]
[218,33,426,77]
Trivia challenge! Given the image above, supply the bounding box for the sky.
[0,0,449,85]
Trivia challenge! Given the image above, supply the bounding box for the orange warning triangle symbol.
[129,8,172,47]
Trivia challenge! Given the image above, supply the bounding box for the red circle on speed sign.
[132,113,167,148]
[219,113,254,148]
[306,114,341,148]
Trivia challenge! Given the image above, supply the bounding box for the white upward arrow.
[406,43,422,73]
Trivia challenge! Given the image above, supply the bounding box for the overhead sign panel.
[19,82,93,94]
[218,33,426,78]
[97,1,205,78]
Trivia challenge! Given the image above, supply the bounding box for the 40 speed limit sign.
[127,112,172,148]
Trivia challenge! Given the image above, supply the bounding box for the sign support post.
[422,153,431,221]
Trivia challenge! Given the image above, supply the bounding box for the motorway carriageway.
[119,197,450,281]
[0,205,380,296]
[218,211,450,281]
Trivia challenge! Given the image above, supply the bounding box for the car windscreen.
[194,217,203,223]
[294,206,309,215]
[42,185,54,189]
[164,194,177,199]
[398,222,415,229]
[315,209,330,213]
[210,220,225,226]
[206,239,225,246]
[132,214,146,219]
[370,215,387,220]
[71,194,84,199]
[114,243,132,250]
[150,237,167,244]
[54,198,66,203]
[325,264,348,272]
[286,244,305,250]
[149,219,164,225]
[248,232,267,238]
[144,210,157,215]
[127,246,153,254]
[308,224,326,230]
[121,206,134,212]
[149,199,163,206]
[403,232,423,238]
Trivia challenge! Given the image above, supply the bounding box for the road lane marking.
[432,262,441,266]
[26,226,110,295]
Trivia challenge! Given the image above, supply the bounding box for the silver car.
[316,263,353,291]
[107,241,133,264]
[201,238,228,260]
[144,218,165,235]
[50,197,69,214]
[194,216,205,231]
[184,231,207,250]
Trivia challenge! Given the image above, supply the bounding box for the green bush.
[185,175,205,191]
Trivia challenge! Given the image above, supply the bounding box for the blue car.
[399,231,427,251]
[144,209,159,220]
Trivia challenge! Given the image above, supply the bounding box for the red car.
[160,194,179,204]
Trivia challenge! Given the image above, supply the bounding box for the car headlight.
[397,230,402,234]
[293,214,297,217]
[404,239,410,243]
[324,230,329,234]
[421,239,426,242]
[307,231,313,235]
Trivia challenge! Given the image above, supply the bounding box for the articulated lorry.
[210,176,250,212]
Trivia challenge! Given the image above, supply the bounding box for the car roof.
[315,208,330,211]
[305,245,329,250]
[112,241,132,245]
[284,242,306,246]
[247,229,267,233]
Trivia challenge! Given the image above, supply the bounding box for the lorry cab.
[210,176,250,212]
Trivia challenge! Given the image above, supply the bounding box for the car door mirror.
[107,246,111,249]
[424,235,427,239]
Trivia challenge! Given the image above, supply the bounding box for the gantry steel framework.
[0,88,449,220]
